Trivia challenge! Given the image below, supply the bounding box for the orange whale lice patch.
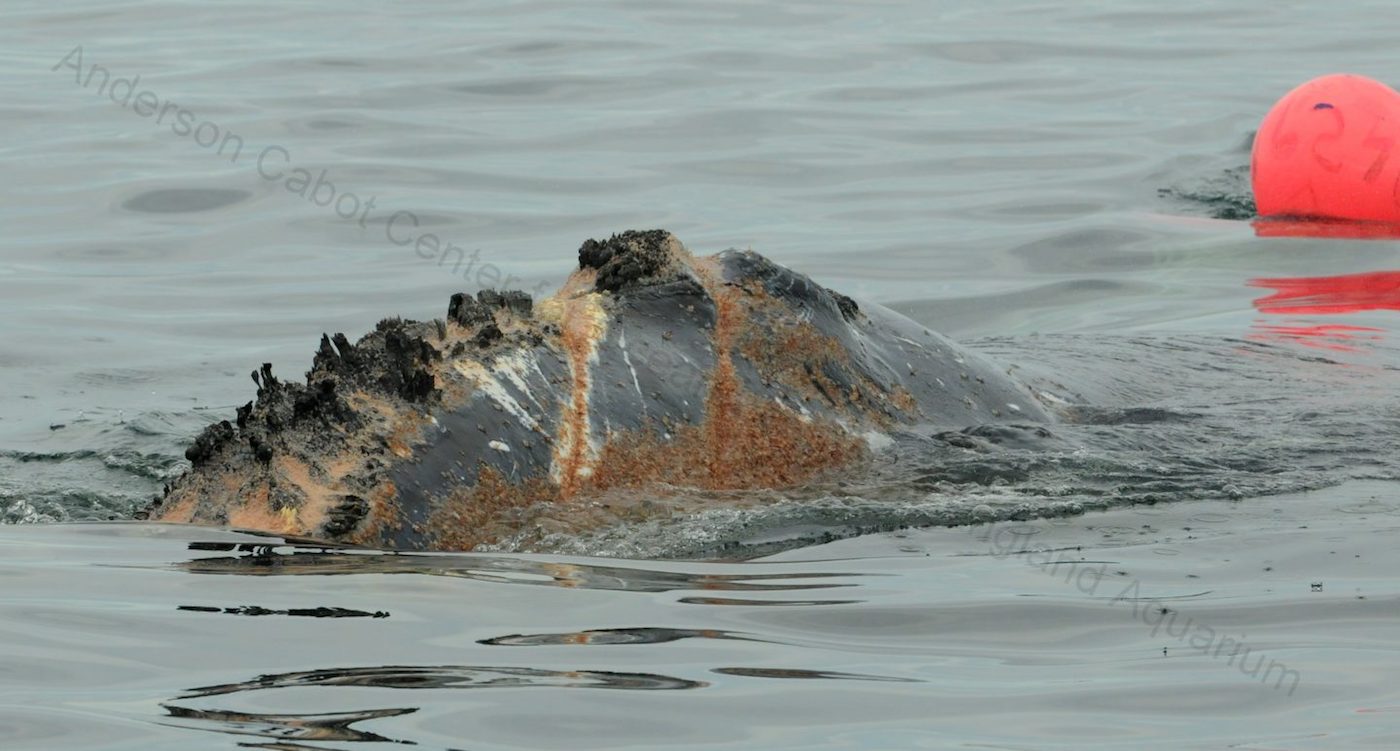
[1253,74,1400,224]
[227,484,297,534]
[347,481,400,546]
[737,296,846,404]
[587,395,867,493]
[155,493,196,524]
[428,467,560,550]
[269,455,353,533]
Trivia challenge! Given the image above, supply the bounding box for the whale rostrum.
[147,230,1050,549]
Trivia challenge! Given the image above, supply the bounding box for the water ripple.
[120,188,253,214]
[179,664,707,699]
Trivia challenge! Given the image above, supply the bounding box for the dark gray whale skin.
[148,230,1049,550]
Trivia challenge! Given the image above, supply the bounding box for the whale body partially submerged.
[148,230,1050,549]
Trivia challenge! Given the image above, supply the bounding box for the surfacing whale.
[147,230,1050,549]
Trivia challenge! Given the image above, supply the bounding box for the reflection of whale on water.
[178,664,708,698]
[160,704,418,746]
[1248,270,1398,351]
[158,661,909,746]
[145,230,1050,550]
[159,666,705,746]
[175,538,863,597]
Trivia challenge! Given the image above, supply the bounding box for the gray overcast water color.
[3,0,1400,748]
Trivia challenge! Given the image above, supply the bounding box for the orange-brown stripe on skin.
[537,268,606,499]
[689,257,744,483]
[557,308,594,498]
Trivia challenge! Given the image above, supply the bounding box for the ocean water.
[4,0,1400,748]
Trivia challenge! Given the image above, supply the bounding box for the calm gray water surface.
[4,0,1400,748]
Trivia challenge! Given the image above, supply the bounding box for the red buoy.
[1252,74,1400,223]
